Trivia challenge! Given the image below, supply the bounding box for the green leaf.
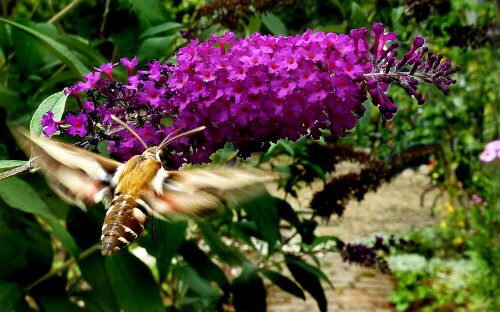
[105,252,164,312]
[0,177,79,260]
[130,0,169,29]
[198,220,244,266]
[11,21,55,74]
[310,235,339,249]
[301,160,326,183]
[0,281,23,311]
[278,140,295,157]
[30,90,67,135]
[244,16,262,36]
[229,221,261,248]
[0,84,23,117]
[79,253,120,312]
[239,194,279,255]
[0,18,89,76]
[285,255,332,287]
[347,2,367,30]
[0,160,27,172]
[261,13,287,36]
[276,200,302,230]
[261,269,305,299]
[137,36,177,63]
[56,34,108,66]
[178,240,230,294]
[174,265,221,301]
[137,219,187,281]
[286,256,328,312]
[140,22,182,39]
[232,263,266,312]
[391,6,406,23]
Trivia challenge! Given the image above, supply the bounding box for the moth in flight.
[15,125,273,255]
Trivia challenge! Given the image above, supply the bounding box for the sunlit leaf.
[239,194,279,255]
[105,252,163,312]
[174,265,221,301]
[30,90,67,135]
[178,240,230,294]
[262,13,287,36]
[286,256,328,312]
[0,160,27,172]
[198,220,244,266]
[261,269,305,299]
[0,18,89,76]
[140,22,182,38]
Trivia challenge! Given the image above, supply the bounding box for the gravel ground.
[266,164,442,312]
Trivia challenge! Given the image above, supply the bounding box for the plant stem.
[47,0,85,24]
[25,244,100,292]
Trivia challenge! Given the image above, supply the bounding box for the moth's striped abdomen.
[101,194,149,256]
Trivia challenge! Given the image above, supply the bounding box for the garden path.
[267,164,441,312]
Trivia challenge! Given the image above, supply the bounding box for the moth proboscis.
[13,126,276,256]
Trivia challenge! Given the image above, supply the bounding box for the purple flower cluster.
[480,140,500,162]
[41,23,460,166]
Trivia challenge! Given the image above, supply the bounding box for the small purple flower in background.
[120,56,138,76]
[94,62,119,81]
[480,140,500,162]
[472,194,483,203]
[41,111,65,136]
[470,229,476,235]
[65,113,88,137]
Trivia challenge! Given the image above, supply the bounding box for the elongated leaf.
[261,13,287,36]
[137,36,177,63]
[136,219,187,282]
[232,263,266,312]
[347,2,367,30]
[240,194,279,255]
[0,177,79,260]
[229,221,261,248]
[174,265,221,301]
[260,269,305,300]
[79,253,119,312]
[130,0,169,29]
[56,34,108,66]
[198,220,244,266]
[285,255,332,287]
[286,256,327,312]
[140,22,182,38]
[0,160,27,172]
[301,160,326,183]
[178,240,230,294]
[105,252,163,312]
[278,140,295,157]
[276,200,302,230]
[0,18,89,76]
[30,90,67,135]
[0,281,23,311]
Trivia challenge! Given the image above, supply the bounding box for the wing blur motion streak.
[14,128,121,209]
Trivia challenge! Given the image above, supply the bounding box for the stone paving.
[267,165,440,311]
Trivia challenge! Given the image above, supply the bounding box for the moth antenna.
[110,115,148,150]
[157,126,206,151]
